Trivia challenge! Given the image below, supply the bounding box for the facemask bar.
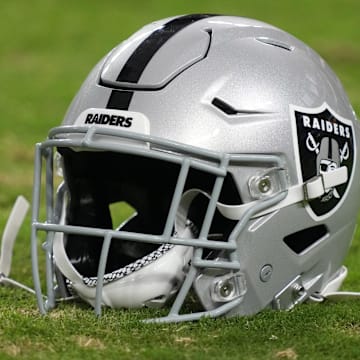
[31,125,288,321]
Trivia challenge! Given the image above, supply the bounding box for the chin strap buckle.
[215,165,348,221]
[304,166,348,201]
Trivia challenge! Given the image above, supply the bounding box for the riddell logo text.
[85,113,132,128]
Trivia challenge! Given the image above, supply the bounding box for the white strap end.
[323,166,348,189]
[305,166,348,200]
[0,196,30,277]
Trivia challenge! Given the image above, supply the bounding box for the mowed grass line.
[1,0,360,359]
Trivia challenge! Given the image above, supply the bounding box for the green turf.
[1,0,360,359]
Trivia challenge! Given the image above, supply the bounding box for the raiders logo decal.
[291,103,355,219]
[74,108,150,135]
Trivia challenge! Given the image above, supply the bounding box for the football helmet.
[29,14,360,322]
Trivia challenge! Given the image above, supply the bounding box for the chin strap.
[318,266,360,301]
[324,292,360,300]
[217,166,348,220]
[0,196,29,276]
[0,196,35,294]
[0,197,74,301]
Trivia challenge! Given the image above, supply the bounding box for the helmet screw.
[219,281,234,298]
[258,176,271,194]
[292,283,305,297]
[260,264,273,282]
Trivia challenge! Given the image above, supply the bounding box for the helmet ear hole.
[283,225,328,254]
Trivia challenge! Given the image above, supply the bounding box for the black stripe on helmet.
[107,14,214,110]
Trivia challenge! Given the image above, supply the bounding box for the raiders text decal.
[292,104,355,219]
[74,108,150,135]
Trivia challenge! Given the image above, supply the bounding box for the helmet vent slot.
[283,225,328,254]
[212,97,238,115]
[211,97,268,116]
[256,37,294,52]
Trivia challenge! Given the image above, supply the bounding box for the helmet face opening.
[58,147,241,278]
[60,148,180,277]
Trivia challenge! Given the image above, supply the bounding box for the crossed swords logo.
[306,132,349,161]
[306,132,349,199]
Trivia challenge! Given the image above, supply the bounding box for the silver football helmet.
[29,14,360,322]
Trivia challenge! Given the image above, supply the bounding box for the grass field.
[0,0,360,358]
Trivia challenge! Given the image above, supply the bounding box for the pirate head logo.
[293,104,355,218]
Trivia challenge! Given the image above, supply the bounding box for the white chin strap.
[0,196,29,277]
[319,266,348,298]
[319,266,360,301]
[0,196,35,294]
[217,166,348,220]
[177,166,348,222]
